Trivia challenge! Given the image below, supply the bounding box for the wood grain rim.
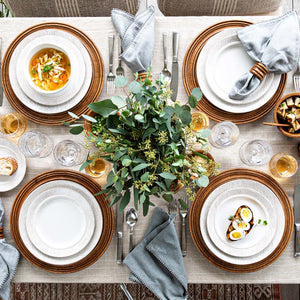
[273,92,300,138]
[1,22,104,126]
[10,170,114,273]
[189,168,293,273]
[182,20,287,124]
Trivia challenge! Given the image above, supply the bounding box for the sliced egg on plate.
[229,230,245,241]
[232,219,250,231]
[240,207,252,223]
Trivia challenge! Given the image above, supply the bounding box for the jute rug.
[10,283,280,300]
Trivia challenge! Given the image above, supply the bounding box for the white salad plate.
[200,179,285,265]
[0,139,26,192]
[9,29,92,114]
[26,187,95,258]
[196,28,281,113]
[16,35,85,107]
[19,180,103,265]
[206,187,276,257]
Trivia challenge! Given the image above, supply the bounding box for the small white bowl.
[24,43,72,96]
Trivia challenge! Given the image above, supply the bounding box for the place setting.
[1,22,105,126]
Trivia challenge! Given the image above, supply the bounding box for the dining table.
[0,14,300,285]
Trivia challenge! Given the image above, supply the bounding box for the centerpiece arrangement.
[67,72,218,216]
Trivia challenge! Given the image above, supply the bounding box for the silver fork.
[168,200,177,216]
[120,283,134,300]
[116,35,124,77]
[179,196,190,257]
[107,35,116,94]
[293,59,300,91]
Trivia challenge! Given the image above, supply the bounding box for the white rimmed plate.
[9,29,92,114]
[200,179,285,265]
[26,187,95,258]
[16,35,85,106]
[0,139,26,192]
[19,180,103,265]
[206,187,276,257]
[196,28,281,113]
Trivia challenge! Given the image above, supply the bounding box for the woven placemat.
[10,283,281,300]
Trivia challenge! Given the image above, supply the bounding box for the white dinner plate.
[19,180,103,265]
[200,179,285,265]
[16,35,85,107]
[0,139,26,192]
[196,28,281,113]
[26,187,95,258]
[9,29,92,114]
[206,187,276,257]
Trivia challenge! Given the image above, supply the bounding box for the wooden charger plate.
[183,20,287,124]
[1,22,104,126]
[10,170,114,273]
[189,168,293,273]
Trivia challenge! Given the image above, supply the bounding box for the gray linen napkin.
[0,199,19,300]
[111,6,155,73]
[124,207,188,300]
[229,11,300,100]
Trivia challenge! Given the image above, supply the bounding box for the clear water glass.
[54,140,87,167]
[239,139,272,166]
[18,131,53,158]
[209,121,239,148]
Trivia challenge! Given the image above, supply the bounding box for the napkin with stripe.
[0,199,19,300]
[111,6,155,73]
[229,11,300,100]
[124,207,188,300]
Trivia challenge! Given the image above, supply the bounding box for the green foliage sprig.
[67,72,217,216]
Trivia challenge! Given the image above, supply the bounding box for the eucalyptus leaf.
[119,189,131,212]
[114,76,128,87]
[82,114,97,123]
[199,128,211,138]
[134,114,144,122]
[122,158,132,166]
[111,96,125,108]
[141,172,149,182]
[88,100,118,117]
[159,172,176,180]
[163,193,173,202]
[113,151,126,161]
[70,126,84,135]
[132,163,149,172]
[68,111,79,119]
[191,87,203,100]
[188,95,198,108]
[196,175,209,187]
[129,81,141,94]
[179,198,189,210]
[143,198,150,216]
[79,159,92,172]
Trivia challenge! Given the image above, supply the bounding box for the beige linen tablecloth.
[0,16,299,283]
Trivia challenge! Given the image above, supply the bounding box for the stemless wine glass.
[54,140,88,167]
[85,157,111,178]
[269,153,298,178]
[208,121,239,148]
[18,131,53,158]
[239,139,272,166]
[190,111,210,132]
[0,112,27,138]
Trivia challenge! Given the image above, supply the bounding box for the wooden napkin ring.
[137,72,152,82]
[250,62,269,81]
[0,227,3,239]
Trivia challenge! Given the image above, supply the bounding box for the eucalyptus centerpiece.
[67,72,218,216]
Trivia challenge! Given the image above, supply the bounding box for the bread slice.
[0,157,18,176]
[226,205,254,241]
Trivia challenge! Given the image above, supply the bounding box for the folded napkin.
[0,199,19,300]
[124,207,188,300]
[111,6,155,73]
[229,11,300,100]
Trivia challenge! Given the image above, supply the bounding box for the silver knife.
[294,185,300,257]
[116,200,124,264]
[170,32,179,102]
[0,38,3,107]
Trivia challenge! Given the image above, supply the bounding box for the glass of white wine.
[269,153,298,178]
[190,111,210,132]
[0,112,27,138]
[85,158,109,178]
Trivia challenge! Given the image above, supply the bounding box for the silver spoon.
[126,208,138,252]
[160,32,171,83]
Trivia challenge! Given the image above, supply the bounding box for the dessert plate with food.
[200,179,285,265]
[0,139,26,192]
[9,29,92,114]
[206,187,276,257]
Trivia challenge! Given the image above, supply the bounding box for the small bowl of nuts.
[274,93,300,138]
